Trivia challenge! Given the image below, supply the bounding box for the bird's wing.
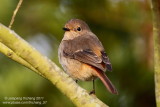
[101,51,112,71]
[63,48,106,71]
[62,35,111,71]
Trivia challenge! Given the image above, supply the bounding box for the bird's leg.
[89,79,95,94]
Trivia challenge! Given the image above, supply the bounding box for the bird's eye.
[77,27,81,31]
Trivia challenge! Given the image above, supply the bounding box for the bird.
[58,19,118,94]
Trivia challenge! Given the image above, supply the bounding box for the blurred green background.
[0,0,155,107]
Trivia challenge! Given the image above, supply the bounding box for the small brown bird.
[58,19,118,94]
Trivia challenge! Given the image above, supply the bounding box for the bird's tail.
[95,69,118,94]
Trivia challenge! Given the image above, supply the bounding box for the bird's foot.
[89,90,95,95]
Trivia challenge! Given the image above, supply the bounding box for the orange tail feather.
[95,69,118,94]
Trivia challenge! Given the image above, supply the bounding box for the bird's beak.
[63,27,70,31]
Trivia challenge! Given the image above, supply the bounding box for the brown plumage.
[58,19,118,94]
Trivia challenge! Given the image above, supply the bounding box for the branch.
[0,24,108,107]
[9,0,23,28]
[0,42,37,72]
[151,0,160,106]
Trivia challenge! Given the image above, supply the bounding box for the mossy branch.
[0,24,108,107]
[151,0,160,106]
[0,42,37,72]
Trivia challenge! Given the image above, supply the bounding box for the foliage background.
[0,0,155,107]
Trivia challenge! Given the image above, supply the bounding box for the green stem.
[151,0,160,106]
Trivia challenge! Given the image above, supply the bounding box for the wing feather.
[62,34,111,71]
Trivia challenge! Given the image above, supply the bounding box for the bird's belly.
[60,57,96,81]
